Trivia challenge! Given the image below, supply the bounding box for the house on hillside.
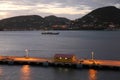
[54,54,77,63]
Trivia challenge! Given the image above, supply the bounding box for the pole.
[91,51,94,60]
[25,49,29,57]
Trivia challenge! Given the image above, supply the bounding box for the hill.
[0,6,120,30]
[0,15,70,31]
[71,6,120,30]
[43,15,70,30]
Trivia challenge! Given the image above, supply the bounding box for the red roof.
[54,54,75,58]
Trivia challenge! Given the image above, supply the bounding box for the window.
[65,57,68,60]
[59,57,62,59]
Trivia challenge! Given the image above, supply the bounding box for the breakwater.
[0,56,120,71]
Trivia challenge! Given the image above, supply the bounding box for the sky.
[0,0,120,20]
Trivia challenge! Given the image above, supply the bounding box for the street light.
[25,49,29,58]
[91,51,94,60]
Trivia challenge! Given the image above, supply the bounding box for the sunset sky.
[0,0,119,20]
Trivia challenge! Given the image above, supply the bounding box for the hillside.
[0,6,120,30]
[0,15,70,31]
[71,6,120,30]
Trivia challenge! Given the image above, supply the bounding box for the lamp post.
[25,49,29,58]
[91,51,94,60]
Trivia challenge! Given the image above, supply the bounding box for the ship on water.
[41,31,59,35]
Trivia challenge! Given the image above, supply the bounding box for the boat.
[41,32,59,35]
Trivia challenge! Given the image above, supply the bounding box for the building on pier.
[54,54,77,63]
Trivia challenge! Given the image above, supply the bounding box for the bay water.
[0,31,120,80]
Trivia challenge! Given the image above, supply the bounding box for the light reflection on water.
[0,65,119,80]
[89,69,97,80]
[0,67,3,79]
[20,65,31,80]
[0,31,119,80]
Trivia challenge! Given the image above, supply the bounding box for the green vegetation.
[0,6,120,31]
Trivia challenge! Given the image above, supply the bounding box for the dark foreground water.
[0,31,120,80]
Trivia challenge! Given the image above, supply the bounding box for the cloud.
[91,0,120,7]
[114,3,120,8]
[36,3,91,15]
[0,0,32,11]
[0,12,9,19]
[0,0,119,20]
[0,3,30,11]
[0,0,92,19]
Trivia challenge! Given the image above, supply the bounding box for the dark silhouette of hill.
[0,6,120,30]
[0,15,44,30]
[44,15,70,27]
[0,15,70,30]
[71,6,120,30]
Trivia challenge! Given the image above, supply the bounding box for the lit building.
[54,54,77,63]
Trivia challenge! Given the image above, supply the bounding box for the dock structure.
[0,55,120,70]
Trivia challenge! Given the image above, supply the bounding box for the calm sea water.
[0,31,120,80]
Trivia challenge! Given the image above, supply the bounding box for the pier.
[0,55,120,71]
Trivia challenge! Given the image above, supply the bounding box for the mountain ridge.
[71,6,120,30]
[0,6,120,30]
